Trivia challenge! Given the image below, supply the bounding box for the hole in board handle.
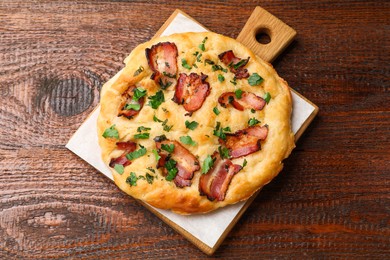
[255,28,271,44]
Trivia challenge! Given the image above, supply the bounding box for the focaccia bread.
[97,32,295,214]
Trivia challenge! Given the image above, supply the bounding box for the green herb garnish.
[126,172,138,186]
[137,126,151,132]
[180,136,197,146]
[153,115,163,122]
[251,108,256,113]
[213,106,220,115]
[133,87,147,101]
[145,173,154,184]
[199,37,208,51]
[243,159,247,168]
[185,120,199,130]
[248,73,264,86]
[212,64,228,73]
[230,78,237,85]
[152,149,161,161]
[134,133,150,139]
[232,59,248,69]
[158,78,172,90]
[162,72,176,78]
[218,74,225,82]
[202,155,215,174]
[133,66,144,76]
[161,143,175,153]
[248,118,260,126]
[148,90,165,109]
[102,125,119,139]
[181,58,192,69]
[235,89,243,99]
[126,146,147,161]
[124,103,141,111]
[114,164,124,174]
[264,92,271,104]
[165,159,178,181]
[218,146,230,159]
[213,122,231,140]
[204,59,215,65]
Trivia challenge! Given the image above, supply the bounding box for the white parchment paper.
[66,12,316,248]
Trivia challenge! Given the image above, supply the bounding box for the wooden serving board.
[142,7,318,254]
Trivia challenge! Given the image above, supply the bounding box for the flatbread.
[97,32,295,214]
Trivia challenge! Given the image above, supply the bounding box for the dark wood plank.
[0,0,389,258]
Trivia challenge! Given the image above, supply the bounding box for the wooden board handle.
[237,6,297,62]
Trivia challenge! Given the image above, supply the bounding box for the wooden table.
[0,1,389,258]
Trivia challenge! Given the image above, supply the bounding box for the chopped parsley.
[137,126,151,132]
[162,72,176,78]
[147,167,155,173]
[133,66,144,76]
[181,58,192,69]
[213,106,220,115]
[126,172,138,186]
[134,133,150,139]
[232,59,248,70]
[202,155,215,174]
[152,149,161,161]
[185,120,199,130]
[161,143,175,153]
[158,78,172,90]
[218,146,230,159]
[148,90,165,109]
[102,125,119,139]
[248,73,264,86]
[180,136,197,146]
[114,164,124,174]
[145,173,154,184]
[251,108,256,113]
[213,122,231,140]
[165,159,178,181]
[243,159,248,168]
[124,103,141,111]
[204,59,215,65]
[248,118,260,126]
[153,114,163,122]
[126,146,147,161]
[162,119,173,132]
[212,64,228,73]
[218,74,225,82]
[133,87,147,101]
[235,89,243,99]
[230,78,237,85]
[198,37,208,51]
[264,92,271,104]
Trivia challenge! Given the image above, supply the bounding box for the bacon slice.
[220,125,268,159]
[146,42,178,89]
[218,91,266,111]
[154,138,200,188]
[199,152,242,201]
[109,141,137,168]
[173,73,210,115]
[118,86,145,119]
[218,50,250,79]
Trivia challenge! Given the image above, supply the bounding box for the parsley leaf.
[133,87,147,101]
[202,155,215,174]
[251,108,256,113]
[181,58,192,69]
[248,118,260,126]
[124,103,141,111]
[185,120,199,130]
[102,125,119,139]
[264,92,271,104]
[218,74,225,82]
[145,173,154,184]
[152,149,161,161]
[213,107,220,115]
[134,133,150,139]
[204,59,215,65]
[248,73,264,86]
[161,143,175,153]
[114,164,124,174]
[235,89,243,99]
[218,146,230,159]
[212,64,228,73]
[213,122,231,140]
[180,136,197,146]
[158,78,173,90]
[230,78,237,85]
[126,146,147,161]
[148,90,165,109]
[153,114,163,122]
[199,37,208,51]
[126,172,138,186]
[165,159,178,181]
[243,159,248,168]
[137,126,151,132]
[133,66,144,77]
[233,59,248,69]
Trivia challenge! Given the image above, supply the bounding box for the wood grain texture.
[0,0,389,258]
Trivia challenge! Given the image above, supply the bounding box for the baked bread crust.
[97,32,295,214]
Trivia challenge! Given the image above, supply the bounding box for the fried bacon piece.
[118,86,145,119]
[218,91,266,111]
[146,42,178,89]
[199,152,242,201]
[172,72,210,115]
[218,50,250,79]
[221,125,268,159]
[154,137,200,188]
[109,141,137,168]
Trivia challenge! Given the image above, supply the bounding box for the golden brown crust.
[97,32,295,214]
